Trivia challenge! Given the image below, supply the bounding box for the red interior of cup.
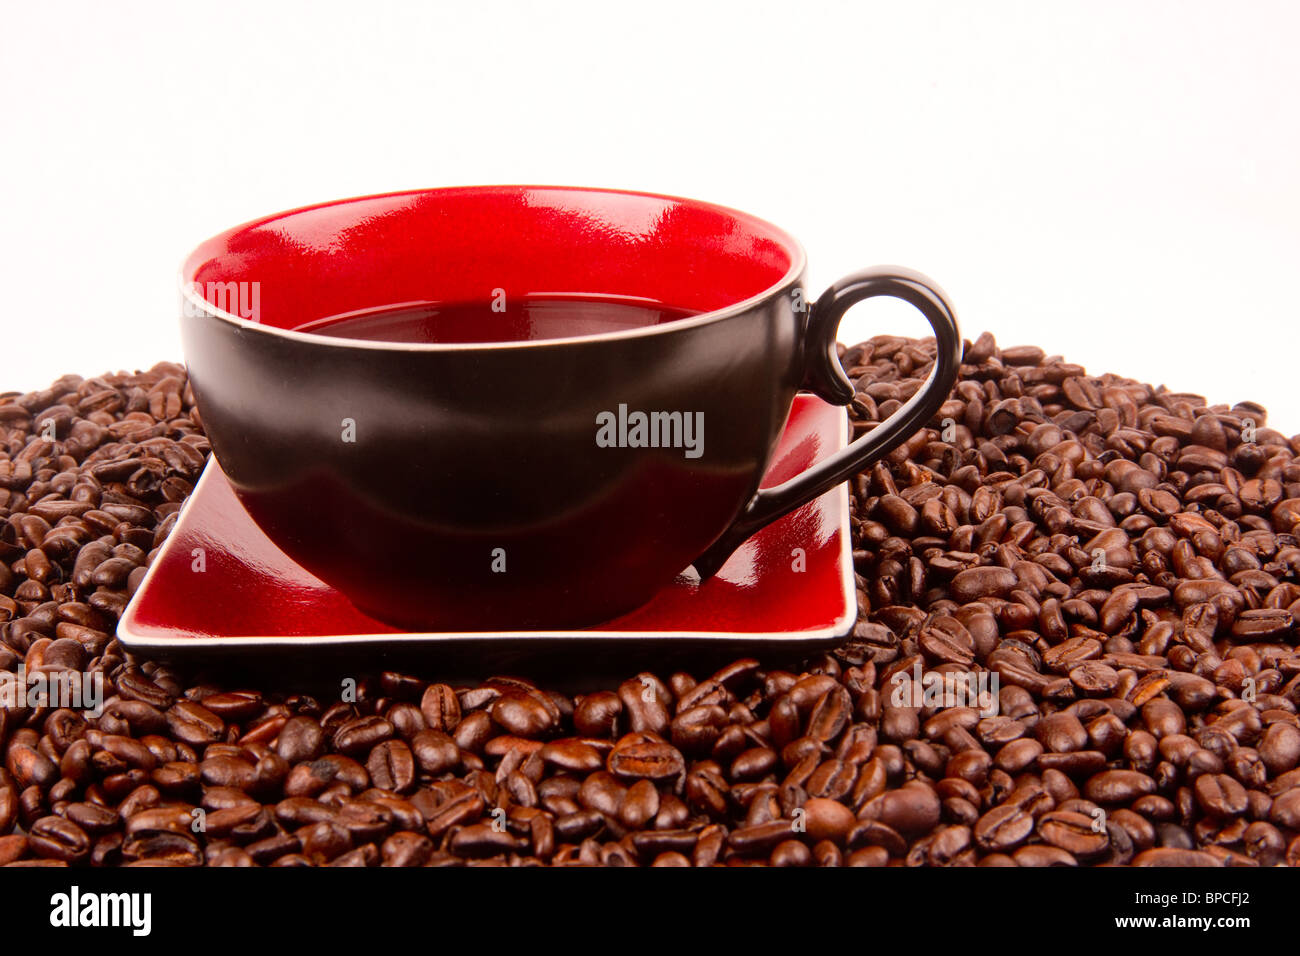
[182,186,802,334]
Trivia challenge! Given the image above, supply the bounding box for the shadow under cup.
[179,186,959,631]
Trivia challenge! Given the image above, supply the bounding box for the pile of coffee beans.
[2,335,1299,866]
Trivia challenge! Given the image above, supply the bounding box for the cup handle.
[691,265,963,579]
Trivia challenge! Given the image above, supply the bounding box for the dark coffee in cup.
[297,295,698,344]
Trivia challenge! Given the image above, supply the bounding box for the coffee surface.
[297,295,700,344]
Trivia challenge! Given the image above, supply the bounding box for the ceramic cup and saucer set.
[117,186,961,670]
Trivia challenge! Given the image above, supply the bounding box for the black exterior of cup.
[181,280,808,630]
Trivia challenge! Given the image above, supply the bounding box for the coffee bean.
[299,821,352,862]
[918,617,976,666]
[629,828,696,860]
[200,690,263,722]
[1084,770,1156,804]
[863,782,940,837]
[425,789,485,839]
[731,747,778,782]
[126,806,194,837]
[1037,713,1088,753]
[382,830,433,867]
[618,678,670,736]
[1259,723,1300,775]
[994,738,1042,773]
[613,779,658,829]
[28,815,90,864]
[770,839,813,867]
[807,687,852,741]
[274,716,324,763]
[6,745,56,791]
[367,740,415,793]
[950,566,1017,603]
[607,739,685,781]
[554,809,605,843]
[332,716,394,756]
[728,820,795,855]
[1037,810,1108,858]
[412,684,456,733]
[164,700,224,746]
[1132,848,1223,867]
[573,691,622,737]
[973,804,1034,851]
[1194,773,1248,818]
[200,755,256,790]
[410,729,460,776]
[1013,844,1078,867]
[1268,789,1300,830]
[802,797,855,844]
[452,711,493,754]
[490,695,555,738]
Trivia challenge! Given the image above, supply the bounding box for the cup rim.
[179,185,808,352]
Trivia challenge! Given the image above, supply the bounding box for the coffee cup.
[180,186,961,628]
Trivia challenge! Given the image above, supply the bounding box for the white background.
[2,1,1297,430]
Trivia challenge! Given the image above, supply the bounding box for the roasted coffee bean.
[618,677,670,736]
[410,730,460,776]
[6,745,57,791]
[807,687,852,742]
[1037,713,1088,753]
[728,820,796,856]
[200,755,256,790]
[1259,722,1300,775]
[424,789,485,838]
[1013,844,1077,867]
[1133,848,1223,867]
[862,782,941,837]
[490,695,555,738]
[274,716,325,763]
[1084,770,1156,804]
[731,747,779,782]
[382,830,433,867]
[607,739,685,781]
[126,806,195,837]
[419,684,461,733]
[1037,810,1109,858]
[452,711,493,754]
[367,740,415,793]
[298,821,352,862]
[28,815,90,864]
[64,801,119,836]
[802,797,856,844]
[164,700,224,746]
[1270,790,1300,829]
[806,759,856,800]
[536,738,602,773]
[1194,774,1249,818]
[973,804,1034,851]
[950,566,1018,603]
[332,716,394,756]
[631,828,697,859]
[618,779,660,829]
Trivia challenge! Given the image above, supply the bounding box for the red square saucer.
[118,396,856,664]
